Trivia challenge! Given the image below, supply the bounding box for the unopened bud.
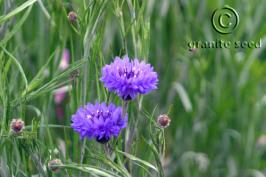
[157,114,171,128]
[10,119,24,134]
[48,159,62,173]
[68,11,77,23]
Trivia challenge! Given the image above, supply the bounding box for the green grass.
[1,0,266,176]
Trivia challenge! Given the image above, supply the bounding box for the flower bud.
[157,114,171,128]
[68,11,77,23]
[48,159,62,173]
[10,119,25,134]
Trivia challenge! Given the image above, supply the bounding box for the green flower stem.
[78,139,86,177]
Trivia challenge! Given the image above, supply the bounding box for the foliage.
[0,0,266,177]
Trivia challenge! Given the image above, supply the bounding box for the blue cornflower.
[101,55,158,100]
[71,102,127,143]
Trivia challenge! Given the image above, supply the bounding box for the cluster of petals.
[101,55,158,100]
[71,55,158,143]
[71,102,127,143]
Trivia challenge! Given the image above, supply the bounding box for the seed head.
[157,114,171,128]
[10,119,25,134]
[48,159,62,173]
[68,11,77,23]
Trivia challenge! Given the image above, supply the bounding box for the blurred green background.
[1,0,266,176]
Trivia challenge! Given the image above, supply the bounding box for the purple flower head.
[71,102,127,143]
[101,55,158,100]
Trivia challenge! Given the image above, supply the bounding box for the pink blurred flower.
[59,49,70,70]
[54,49,71,120]
[54,91,66,104]
[54,86,70,104]
[54,49,70,106]
[54,86,71,119]
[54,49,71,119]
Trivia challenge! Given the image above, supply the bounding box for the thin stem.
[122,100,131,171]
[122,100,128,118]
[78,139,86,177]
[31,152,48,177]
[125,97,142,172]
[24,124,71,129]
[103,143,111,158]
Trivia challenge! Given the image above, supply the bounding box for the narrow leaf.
[116,149,158,173]
[61,164,120,177]
[0,6,32,45]
[1,47,28,89]
[174,82,192,112]
[0,0,37,25]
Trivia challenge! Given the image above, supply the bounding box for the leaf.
[12,59,87,105]
[1,47,28,89]
[61,164,121,177]
[248,169,265,177]
[141,105,159,126]
[116,149,158,173]
[0,0,37,25]
[174,82,192,112]
[88,151,131,177]
[25,50,56,94]
[142,137,164,177]
[26,105,42,118]
[0,6,32,45]
[37,0,51,20]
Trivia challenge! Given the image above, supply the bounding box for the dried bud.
[68,11,77,23]
[157,114,171,128]
[69,70,80,80]
[48,159,62,173]
[10,119,25,134]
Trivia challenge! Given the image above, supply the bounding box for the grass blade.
[116,149,158,173]
[173,82,192,112]
[1,47,28,89]
[61,164,120,177]
[0,0,37,25]
[0,6,32,45]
